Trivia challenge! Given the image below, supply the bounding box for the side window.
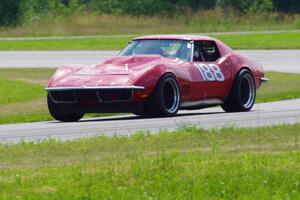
[193,41,221,62]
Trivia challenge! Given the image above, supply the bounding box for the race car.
[46,35,268,122]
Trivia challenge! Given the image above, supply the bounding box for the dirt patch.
[0,97,47,115]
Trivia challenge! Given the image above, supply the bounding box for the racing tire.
[47,94,84,122]
[144,73,181,117]
[221,69,256,112]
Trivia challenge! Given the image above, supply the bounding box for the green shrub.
[0,0,298,27]
[218,0,274,13]
[20,0,70,22]
[273,0,300,13]
[0,0,21,26]
[295,17,300,29]
[88,0,217,16]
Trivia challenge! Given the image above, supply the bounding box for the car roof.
[132,34,233,56]
[133,34,216,41]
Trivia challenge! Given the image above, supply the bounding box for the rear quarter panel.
[228,53,264,88]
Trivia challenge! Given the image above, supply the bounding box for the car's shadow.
[50,111,225,124]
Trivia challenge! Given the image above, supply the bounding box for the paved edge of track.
[0,98,299,143]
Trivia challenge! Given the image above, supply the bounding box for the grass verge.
[0,68,55,123]
[0,124,300,199]
[257,72,300,102]
[0,32,299,50]
[0,69,299,124]
[0,12,298,37]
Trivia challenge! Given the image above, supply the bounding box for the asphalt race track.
[0,50,300,74]
[0,50,299,142]
[0,98,299,143]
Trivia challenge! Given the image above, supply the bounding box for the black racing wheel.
[47,94,84,122]
[221,69,256,112]
[144,73,180,117]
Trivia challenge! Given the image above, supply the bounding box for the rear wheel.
[144,73,180,117]
[47,94,84,122]
[221,69,256,112]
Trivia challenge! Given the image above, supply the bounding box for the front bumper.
[45,85,145,91]
[46,86,145,104]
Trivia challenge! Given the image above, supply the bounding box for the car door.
[191,40,232,100]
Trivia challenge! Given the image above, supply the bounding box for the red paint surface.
[48,35,265,103]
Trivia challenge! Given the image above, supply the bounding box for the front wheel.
[47,94,84,122]
[145,73,181,117]
[221,69,256,112]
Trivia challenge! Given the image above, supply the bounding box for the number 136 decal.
[195,63,225,81]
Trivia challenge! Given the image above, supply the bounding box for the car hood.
[78,55,167,75]
[51,55,175,87]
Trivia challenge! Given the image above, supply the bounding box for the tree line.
[0,0,299,26]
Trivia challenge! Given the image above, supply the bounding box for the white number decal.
[195,63,225,81]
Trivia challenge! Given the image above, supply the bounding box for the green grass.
[1,32,299,50]
[0,79,43,105]
[257,72,300,102]
[0,36,132,51]
[0,124,300,199]
[216,32,300,49]
[0,69,299,124]
[0,68,55,123]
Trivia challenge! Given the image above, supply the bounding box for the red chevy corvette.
[46,35,268,122]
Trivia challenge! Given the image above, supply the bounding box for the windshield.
[119,39,192,61]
